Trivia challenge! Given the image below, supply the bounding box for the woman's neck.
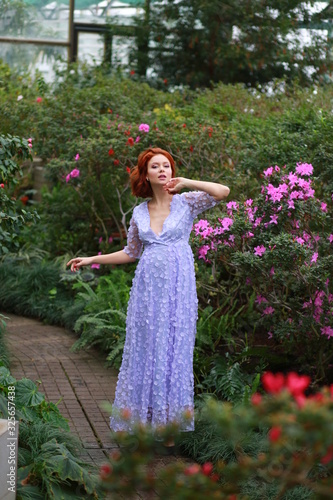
[149,190,173,207]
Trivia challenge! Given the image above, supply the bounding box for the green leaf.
[15,379,44,407]
[0,366,16,386]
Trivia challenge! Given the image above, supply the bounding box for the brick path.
[4,313,192,499]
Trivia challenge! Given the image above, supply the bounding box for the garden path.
[4,313,192,499]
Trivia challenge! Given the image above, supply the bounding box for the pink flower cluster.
[138,123,150,133]
[66,168,80,183]
[194,162,333,339]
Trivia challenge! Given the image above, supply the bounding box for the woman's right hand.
[66,256,93,272]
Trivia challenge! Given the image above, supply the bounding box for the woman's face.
[146,154,172,188]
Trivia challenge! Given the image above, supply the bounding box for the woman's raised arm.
[164,177,230,200]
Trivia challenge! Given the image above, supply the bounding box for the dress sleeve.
[123,213,142,259]
[180,191,221,218]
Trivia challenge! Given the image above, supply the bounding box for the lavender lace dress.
[109,191,221,433]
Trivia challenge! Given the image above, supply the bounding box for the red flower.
[182,123,186,128]
[108,148,114,156]
[184,464,201,476]
[0,183,4,188]
[189,145,194,152]
[262,372,285,394]
[163,78,168,85]
[113,159,120,166]
[127,137,134,146]
[286,372,310,396]
[20,195,29,205]
[251,393,262,405]
[130,70,135,75]
[201,462,214,476]
[36,97,43,103]
[126,167,131,174]
[100,463,112,479]
[268,426,282,442]
[321,445,333,465]
[210,473,219,482]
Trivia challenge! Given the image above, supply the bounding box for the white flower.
[17,95,23,101]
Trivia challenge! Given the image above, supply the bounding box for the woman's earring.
[146,177,149,182]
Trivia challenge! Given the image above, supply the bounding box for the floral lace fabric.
[110,191,221,433]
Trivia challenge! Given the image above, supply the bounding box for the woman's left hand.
[163,177,188,193]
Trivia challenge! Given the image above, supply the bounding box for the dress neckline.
[146,195,176,237]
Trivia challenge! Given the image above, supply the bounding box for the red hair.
[130,148,176,198]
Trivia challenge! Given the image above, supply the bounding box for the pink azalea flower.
[295,163,313,176]
[270,267,275,276]
[220,217,234,230]
[288,200,295,209]
[304,188,315,198]
[66,173,71,183]
[254,245,266,257]
[198,245,210,260]
[256,294,268,305]
[91,263,100,269]
[36,97,43,103]
[70,168,80,178]
[263,306,275,315]
[135,136,141,142]
[287,172,298,187]
[274,166,280,172]
[245,199,253,206]
[321,202,327,212]
[253,217,262,228]
[321,326,333,338]
[296,237,305,245]
[75,154,80,161]
[263,166,274,177]
[328,234,333,243]
[297,178,310,189]
[109,236,113,243]
[226,201,238,211]
[138,123,150,133]
[269,214,278,224]
[311,252,318,263]
[289,190,300,200]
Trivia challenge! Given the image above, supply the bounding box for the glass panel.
[0,42,67,80]
[74,1,142,26]
[0,0,70,41]
[77,32,104,64]
[112,35,132,68]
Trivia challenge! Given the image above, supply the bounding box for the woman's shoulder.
[132,199,148,219]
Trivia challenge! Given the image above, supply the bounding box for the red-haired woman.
[67,148,230,446]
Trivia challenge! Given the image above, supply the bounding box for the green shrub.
[192,161,333,383]
[0,365,103,499]
[99,372,333,499]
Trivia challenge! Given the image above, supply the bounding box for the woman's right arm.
[67,250,136,272]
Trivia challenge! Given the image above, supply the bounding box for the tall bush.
[192,162,333,382]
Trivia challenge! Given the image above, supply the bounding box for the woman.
[67,147,230,444]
